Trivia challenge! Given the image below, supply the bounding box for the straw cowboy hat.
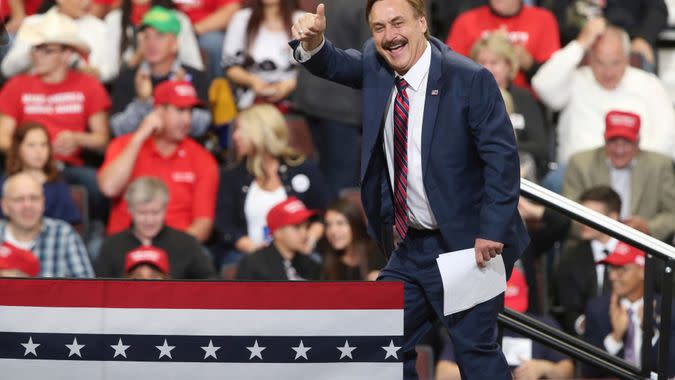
[16,11,90,56]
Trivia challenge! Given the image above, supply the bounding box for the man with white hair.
[95,176,216,279]
[532,19,675,167]
[0,173,93,278]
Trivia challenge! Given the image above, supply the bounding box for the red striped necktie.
[393,77,409,240]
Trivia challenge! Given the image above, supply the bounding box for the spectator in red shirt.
[0,14,111,223]
[446,0,560,88]
[97,80,219,243]
[177,0,240,79]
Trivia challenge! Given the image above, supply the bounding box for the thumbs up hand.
[292,3,326,51]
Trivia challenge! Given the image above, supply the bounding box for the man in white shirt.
[532,18,675,171]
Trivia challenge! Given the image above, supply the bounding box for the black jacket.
[95,226,216,279]
[215,160,329,250]
[235,244,321,281]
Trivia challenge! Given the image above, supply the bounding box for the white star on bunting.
[65,337,85,358]
[110,338,130,358]
[246,340,266,360]
[337,340,356,359]
[156,339,175,359]
[382,340,401,359]
[21,337,39,357]
[291,340,311,360]
[201,339,221,359]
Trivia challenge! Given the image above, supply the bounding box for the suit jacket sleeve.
[290,39,364,90]
[561,153,586,202]
[648,158,675,240]
[468,68,522,243]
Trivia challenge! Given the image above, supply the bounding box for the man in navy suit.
[583,241,675,377]
[290,0,529,378]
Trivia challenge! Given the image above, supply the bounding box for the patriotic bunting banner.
[0,279,404,379]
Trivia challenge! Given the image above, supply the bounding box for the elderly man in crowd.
[0,173,93,278]
[532,19,675,191]
[563,110,675,241]
[95,176,215,279]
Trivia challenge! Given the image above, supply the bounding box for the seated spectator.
[105,0,204,78]
[215,104,328,264]
[96,177,215,279]
[446,0,560,88]
[110,6,211,137]
[98,81,219,243]
[0,122,80,225]
[0,241,40,277]
[0,15,111,223]
[563,111,675,241]
[532,20,675,166]
[436,264,574,380]
[470,34,548,175]
[235,196,320,280]
[2,0,115,82]
[222,0,301,110]
[90,0,120,19]
[319,197,385,281]
[551,0,667,68]
[176,0,239,80]
[124,245,171,279]
[584,242,675,377]
[554,186,621,335]
[0,0,42,36]
[0,173,93,277]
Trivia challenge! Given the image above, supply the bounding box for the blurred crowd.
[0,0,674,378]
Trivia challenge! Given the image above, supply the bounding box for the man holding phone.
[97,80,219,244]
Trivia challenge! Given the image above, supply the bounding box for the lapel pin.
[431,89,439,96]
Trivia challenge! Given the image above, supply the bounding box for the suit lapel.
[360,59,394,181]
[421,42,443,176]
[592,148,610,185]
[630,153,647,215]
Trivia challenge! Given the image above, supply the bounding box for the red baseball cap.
[266,197,317,235]
[505,267,528,313]
[0,242,40,277]
[153,80,201,108]
[605,110,641,143]
[125,246,170,275]
[597,241,645,267]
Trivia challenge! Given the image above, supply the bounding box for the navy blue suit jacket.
[583,294,675,377]
[292,37,529,275]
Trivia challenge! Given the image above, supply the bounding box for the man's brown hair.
[365,0,429,39]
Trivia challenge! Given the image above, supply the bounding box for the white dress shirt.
[590,238,618,291]
[603,298,644,367]
[608,160,634,219]
[383,42,437,229]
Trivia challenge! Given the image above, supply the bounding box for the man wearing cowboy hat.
[0,12,111,225]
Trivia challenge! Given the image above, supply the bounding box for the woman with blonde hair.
[215,104,328,267]
[470,32,548,178]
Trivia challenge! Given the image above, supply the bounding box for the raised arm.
[289,3,364,90]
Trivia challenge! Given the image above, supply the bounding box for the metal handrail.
[520,179,675,261]
[511,178,674,380]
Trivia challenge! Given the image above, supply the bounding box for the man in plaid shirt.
[0,173,92,278]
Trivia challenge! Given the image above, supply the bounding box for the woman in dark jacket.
[215,104,329,265]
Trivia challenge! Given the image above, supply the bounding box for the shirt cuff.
[603,334,624,355]
[294,38,325,63]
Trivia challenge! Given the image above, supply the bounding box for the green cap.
[140,6,181,35]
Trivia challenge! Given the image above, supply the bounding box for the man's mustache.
[382,38,407,50]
